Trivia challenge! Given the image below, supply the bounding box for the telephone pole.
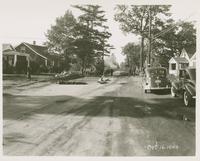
[148,6,152,67]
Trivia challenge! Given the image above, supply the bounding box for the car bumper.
[145,87,171,90]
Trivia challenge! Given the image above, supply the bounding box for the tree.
[73,5,112,75]
[46,6,112,75]
[152,20,196,67]
[122,42,140,75]
[114,5,171,70]
[176,21,196,54]
[46,10,77,71]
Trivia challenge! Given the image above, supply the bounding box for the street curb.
[17,77,56,87]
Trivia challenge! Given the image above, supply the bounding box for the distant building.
[168,48,195,76]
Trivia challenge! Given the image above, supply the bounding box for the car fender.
[171,81,180,90]
[184,83,195,96]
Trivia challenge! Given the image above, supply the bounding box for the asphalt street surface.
[3,76,195,156]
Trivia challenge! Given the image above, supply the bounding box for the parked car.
[170,68,196,107]
[113,70,129,76]
[143,67,171,93]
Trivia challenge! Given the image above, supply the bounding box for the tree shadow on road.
[3,92,195,122]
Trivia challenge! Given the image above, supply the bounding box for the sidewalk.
[3,74,55,89]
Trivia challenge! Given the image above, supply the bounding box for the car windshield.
[188,69,196,80]
[148,68,166,77]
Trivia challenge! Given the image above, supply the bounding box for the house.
[189,52,196,67]
[3,44,30,74]
[168,48,195,76]
[15,42,50,66]
[15,42,60,73]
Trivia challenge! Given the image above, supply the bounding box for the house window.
[180,63,188,69]
[171,63,176,70]
[20,46,26,53]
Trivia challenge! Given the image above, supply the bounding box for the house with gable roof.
[3,44,30,73]
[15,41,60,73]
[168,48,196,76]
[189,52,196,67]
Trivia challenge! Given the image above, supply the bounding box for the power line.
[151,13,196,42]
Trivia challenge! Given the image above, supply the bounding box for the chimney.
[33,41,36,45]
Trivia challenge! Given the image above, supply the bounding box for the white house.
[168,57,189,76]
[168,48,195,76]
[179,48,190,61]
[189,52,196,67]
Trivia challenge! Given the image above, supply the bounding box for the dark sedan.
[143,67,171,93]
[171,68,196,107]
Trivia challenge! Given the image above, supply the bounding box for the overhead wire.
[151,13,196,43]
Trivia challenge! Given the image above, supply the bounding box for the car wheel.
[183,91,192,107]
[144,89,147,93]
[171,87,176,97]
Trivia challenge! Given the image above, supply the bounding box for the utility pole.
[148,6,152,67]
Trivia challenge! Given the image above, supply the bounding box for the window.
[180,63,188,69]
[20,46,26,53]
[171,63,176,70]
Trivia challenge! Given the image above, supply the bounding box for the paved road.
[3,76,195,156]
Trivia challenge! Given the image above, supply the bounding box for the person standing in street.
[110,69,113,76]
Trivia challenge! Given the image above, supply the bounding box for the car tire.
[183,91,192,107]
[144,89,147,93]
[171,87,176,97]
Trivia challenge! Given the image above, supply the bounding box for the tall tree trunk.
[102,54,104,75]
[140,36,144,72]
[81,59,85,75]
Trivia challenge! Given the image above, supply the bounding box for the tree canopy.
[114,5,171,69]
[122,42,140,74]
[46,5,112,74]
[152,20,196,67]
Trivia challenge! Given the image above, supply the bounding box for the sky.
[0,0,199,64]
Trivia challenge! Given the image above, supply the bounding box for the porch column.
[26,56,30,67]
[45,59,48,66]
[13,54,17,67]
[177,63,179,76]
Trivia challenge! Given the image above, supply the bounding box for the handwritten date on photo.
[145,142,179,151]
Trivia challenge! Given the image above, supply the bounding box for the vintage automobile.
[170,68,196,107]
[143,67,171,93]
[113,70,129,77]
